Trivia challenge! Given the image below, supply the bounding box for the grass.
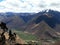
[13,30,38,40]
[12,30,43,45]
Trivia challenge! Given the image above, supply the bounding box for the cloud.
[0,0,40,13]
[0,0,60,13]
[50,3,60,7]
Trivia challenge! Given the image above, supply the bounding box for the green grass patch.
[13,30,38,40]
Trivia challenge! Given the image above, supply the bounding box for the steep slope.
[25,13,56,32]
[6,15,25,30]
[0,10,60,31]
[25,20,59,40]
[0,12,36,31]
[0,14,26,31]
[34,14,59,28]
[33,21,58,39]
[27,10,60,29]
[0,30,26,45]
[54,24,60,32]
[4,32,26,44]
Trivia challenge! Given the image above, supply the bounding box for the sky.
[0,0,60,13]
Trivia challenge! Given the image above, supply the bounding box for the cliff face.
[0,30,26,45]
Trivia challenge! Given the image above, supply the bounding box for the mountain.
[0,13,26,30]
[25,10,60,29]
[6,15,25,30]
[33,21,58,39]
[34,10,60,33]
[1,10,60,45]
[25,21,59,40]
[0,10,60,45]
[0,12,37,31]
[0,9,60,31]
[24,10,60,40]
[20,15,36,22]
[5,12,35,22]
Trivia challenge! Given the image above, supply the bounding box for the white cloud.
[0,0,60,13]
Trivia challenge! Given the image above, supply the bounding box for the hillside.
[0,29,40,45]
[25,21,59,40]
[0,30,26,45]
[0,13,26,31]
[0,10,60,31]
[0,10,60,45]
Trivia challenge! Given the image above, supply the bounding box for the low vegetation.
[13,30,38,40]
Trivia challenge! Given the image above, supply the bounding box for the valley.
[0,10,60,45]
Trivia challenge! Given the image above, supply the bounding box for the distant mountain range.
[0,10,60,39]
[0,12,34,30]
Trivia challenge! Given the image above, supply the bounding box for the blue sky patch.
[0,0,4,2]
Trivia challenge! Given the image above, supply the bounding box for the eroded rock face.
[0,30,26,45]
